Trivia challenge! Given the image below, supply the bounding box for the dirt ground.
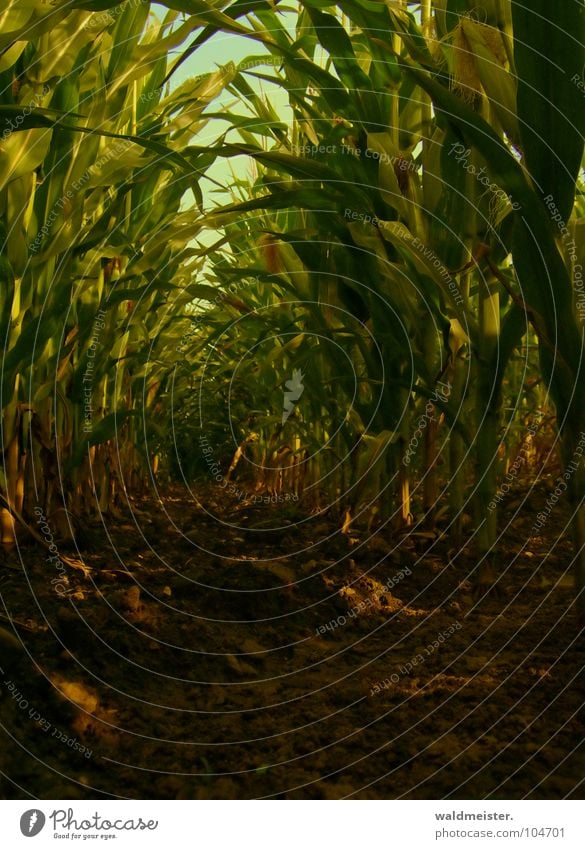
[0,478,583,799]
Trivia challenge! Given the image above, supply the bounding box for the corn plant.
[3,0,582,618]
[177,6,471,528]
[0,0,239,543]
[174,0,584,614]
[401,0,585,609]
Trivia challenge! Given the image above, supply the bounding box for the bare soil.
[0,479,583,799]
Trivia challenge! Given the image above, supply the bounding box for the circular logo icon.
[20,810,46,837]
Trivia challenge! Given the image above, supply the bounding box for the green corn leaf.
[405,60,583,372]
[0,106,206,179]
[429,126,472,270]
[304,6,372,93]
[512,0,585,219]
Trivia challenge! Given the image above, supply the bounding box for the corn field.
[0,0,584,802]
